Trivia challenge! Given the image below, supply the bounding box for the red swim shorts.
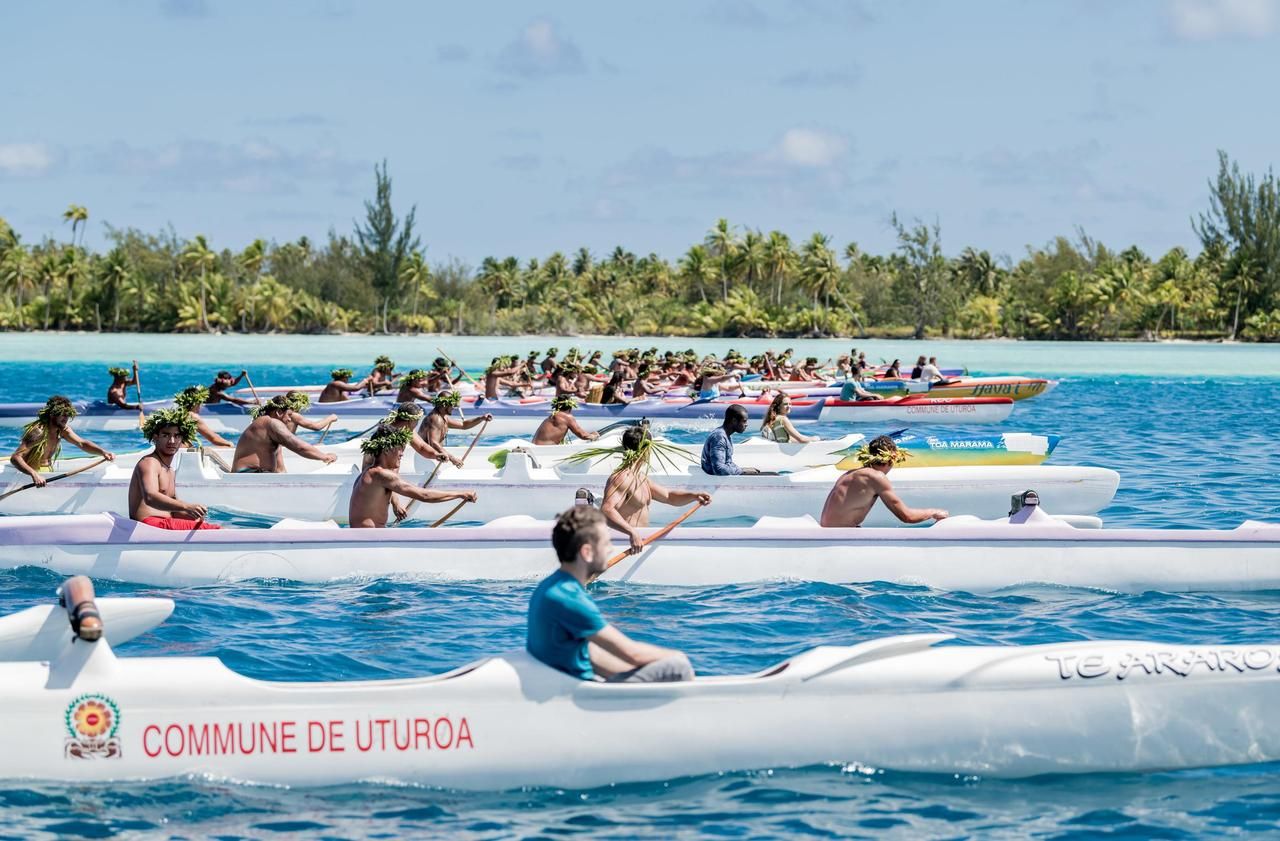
[140,516,221,531]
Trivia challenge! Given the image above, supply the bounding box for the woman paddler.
[129,407,219,530]
[348,424,477,529]
[9,396,115,486]
[759,392,816,443]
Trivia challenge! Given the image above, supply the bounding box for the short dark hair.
[552,506,606,564]
[621,424,649,451]
[216,370,232,379]
[724,404,749,423]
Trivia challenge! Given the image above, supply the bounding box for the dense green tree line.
[2,152,1277,340]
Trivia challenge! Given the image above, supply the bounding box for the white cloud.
[1169,0,1277,39]
[0,142,57,177]
[773,129,849,168]
[86,139,365,195]
[494,20,586,78]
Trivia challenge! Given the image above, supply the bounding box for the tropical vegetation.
[1,152,1277,341]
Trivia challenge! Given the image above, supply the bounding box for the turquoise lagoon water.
[0,335,1279,838]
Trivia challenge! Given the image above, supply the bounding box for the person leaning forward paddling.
[419,390,492,468]
[532,395,599,446]
[348,425,477,528]
[527,506,694,683]
[10,396,115,486]
[599,425,711,555]
[129,408,220,530]
[819,435,948,528]
[105,364,139,410]
[230,395,338,473]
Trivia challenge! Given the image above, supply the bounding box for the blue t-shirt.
[527,569,608,680]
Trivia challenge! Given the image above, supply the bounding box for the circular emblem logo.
[65,694,120,741]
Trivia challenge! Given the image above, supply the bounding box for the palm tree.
[0,242,31,329]
[740,229,764,295]
[800,233,839,308]
[399,249,434,327]
[180,235,217,332]
[955,247,1004,296]
[62,205,89,248]
[678,245,718,305]
[96,246,132,331]
[763,231,795,307]
[704,218,739,302]
[572,247,594,277]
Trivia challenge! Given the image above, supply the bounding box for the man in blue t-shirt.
[527,506,694,682]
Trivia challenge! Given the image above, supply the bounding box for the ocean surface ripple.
[0,362,1278,837]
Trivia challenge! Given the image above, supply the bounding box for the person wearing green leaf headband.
[105,363,139,410]
[348,425,477,529]
[598,425,711,555]
[483,356,525,399]
[420,390,492,467]
[532,395,599,446]
[278,390,338,440]
[396,370,431,403]
[10,397,114,485]
[175,385,233,448]
[819,435,948,528]
[231,396,338,474]
[130,408,218,530]
[320,368,371,403]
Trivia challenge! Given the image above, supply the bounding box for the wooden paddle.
[428,497,470,528]
[393,419,488,526]
[243,371,263,405]
[0,456,108,502]
[318,418,335,444]
[590,499,707,583]
[437,347,478,386]
[132,360,145,427]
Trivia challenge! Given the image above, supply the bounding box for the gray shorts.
[606,653,695,683]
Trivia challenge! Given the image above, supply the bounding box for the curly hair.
[855,434,911,468]
[551,506,606,563]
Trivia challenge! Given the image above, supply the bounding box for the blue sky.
[2,0,1277,266]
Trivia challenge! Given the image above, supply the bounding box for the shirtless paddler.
[230,395,338,473]
[129,408,219,530]
[600,425,711,554]
[348,425,477,528]
[819,435,948,527]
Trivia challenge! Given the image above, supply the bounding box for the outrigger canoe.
[0,394,1014,435]
[7,591,1280,786]
[5,509,1280,592]
[0,450,1119,525]
[18,431,1059,481]
[0,395,824,436]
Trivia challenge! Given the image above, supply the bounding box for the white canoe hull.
[0,450,1119,525]
[819,398,1015,425]
[6,609,1280,786]
[2,513,1278,592]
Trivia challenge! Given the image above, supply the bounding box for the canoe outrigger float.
[0,450,1119,525]
[4,508,1280,592]
[7,584,1280,787]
